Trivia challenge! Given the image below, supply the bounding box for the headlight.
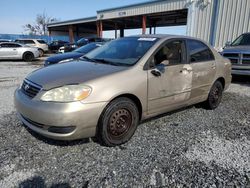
[41,85,92,102]
[58,58,74,63]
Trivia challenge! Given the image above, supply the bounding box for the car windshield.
[77,38,88,44]
[74,43,100,53]
[231,34,250,46]
[84,37,159,66]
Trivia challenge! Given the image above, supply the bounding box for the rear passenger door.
[187,39,216,100]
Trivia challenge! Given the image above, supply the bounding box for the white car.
[15,39,48,57]
[0,42,40,61]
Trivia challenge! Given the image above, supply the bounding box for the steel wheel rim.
[108,108,132,139]
[211,85,221,105]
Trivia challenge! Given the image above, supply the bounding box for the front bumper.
[14,89,107,140]
[232,65,250,76]
[34,51,40,58]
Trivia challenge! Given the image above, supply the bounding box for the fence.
[0,34,69,43]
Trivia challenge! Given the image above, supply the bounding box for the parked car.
[60,37,107,53]
[14,35,231,146]
[15,39,48,57]
[0,42,39,61]
[48,40,69,52]
[221,32,250,76]
[0,39,12,43]
[44,42,104,66]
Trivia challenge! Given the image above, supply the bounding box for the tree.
[23,12,59,35]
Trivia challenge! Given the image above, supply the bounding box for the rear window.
[37,40,46,44]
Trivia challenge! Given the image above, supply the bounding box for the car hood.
[223,46,250,54]
[26,61,127,90]
[46,52,82,63]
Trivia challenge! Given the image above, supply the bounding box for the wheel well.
[111,94,143,120]
[216,77,225,89]
[23,51,33,58]
[38,48,44,52]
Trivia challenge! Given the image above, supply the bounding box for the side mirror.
[151,69,161,77]
[225,41,231,47]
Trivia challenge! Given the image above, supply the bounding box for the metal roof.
[97,0,169,13]
[47,16,97,28]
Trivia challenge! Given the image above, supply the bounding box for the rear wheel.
[23,52,34,62]
[97,97,139,146]
[38,49,44,57]
[203,81,223,109]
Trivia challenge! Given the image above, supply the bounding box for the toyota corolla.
[14,35,231,146]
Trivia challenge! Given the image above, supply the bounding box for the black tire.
[23,52,34,62]
[97,97,139,147]
[203,81,223,110]
[38,49,44,57]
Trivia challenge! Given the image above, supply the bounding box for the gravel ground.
[0,60,249,187]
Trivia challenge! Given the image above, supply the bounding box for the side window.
[152,40,186,67]
[187,40,214,63]
[1,43,21,48]
[1,43,14,47]
[24,40,35,44]
[13,44,21,47]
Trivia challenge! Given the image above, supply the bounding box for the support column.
[115,23,117,39]
[154,27,156,34]
[96,21,100,37]
[149,27,152,34]
[142,15,146,35]
[76,26,79,40]
[120,27,124,37]
[99,21,103,38]
[69,25,74,43]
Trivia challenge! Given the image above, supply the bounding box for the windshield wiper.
[81,56,97,62]
[92,58,114,65]
[92,58,130,66]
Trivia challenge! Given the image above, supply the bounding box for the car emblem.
[24,84,30,91]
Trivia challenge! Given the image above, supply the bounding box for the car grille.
[223,53,250,65]
[21,80,42,98]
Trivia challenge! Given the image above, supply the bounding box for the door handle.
[13,49,17,50]
[180,68,192,73]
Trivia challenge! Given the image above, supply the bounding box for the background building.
[47,0,250,49]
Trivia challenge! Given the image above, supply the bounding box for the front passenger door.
[0,43,16,58]
[147,39,193,115]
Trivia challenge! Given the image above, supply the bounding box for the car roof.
[129,34,203,40]
[0,42,23,45]
[15,39,43,41]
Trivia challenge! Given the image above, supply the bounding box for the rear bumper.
[14,89,107,140]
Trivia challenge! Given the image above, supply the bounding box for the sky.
[0,0,186,38]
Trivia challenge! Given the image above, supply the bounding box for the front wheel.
[38,49,44,57]
[204,81,223,110]
[97,97,139,147]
